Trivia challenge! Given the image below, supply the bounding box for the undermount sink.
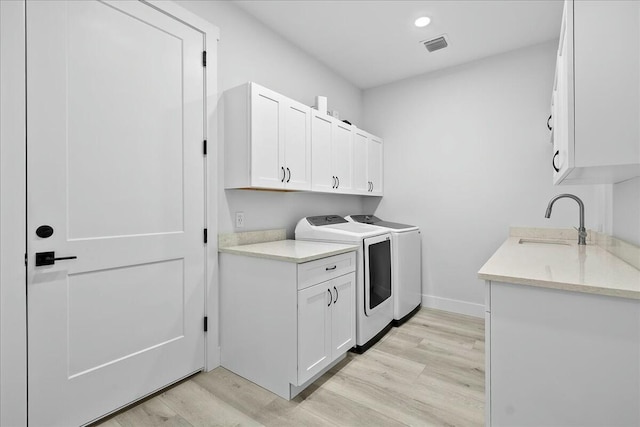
[518,238,571,246]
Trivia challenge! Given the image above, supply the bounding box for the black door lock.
[35,251,77,267]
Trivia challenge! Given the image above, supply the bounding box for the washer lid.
[349,214,416,230]
[305,215,348,226]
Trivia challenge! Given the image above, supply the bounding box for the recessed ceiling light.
[414,16,431,28]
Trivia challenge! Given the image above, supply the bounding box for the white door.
[332,122,353,192]
[352,131,369,194]
[27,1,206,425]
[283,98,311,190]
[311,112,334,192]
[251,85,285,188]
[297,281,332,385]
[330,273,356,357]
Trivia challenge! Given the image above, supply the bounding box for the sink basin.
[518,238,571,246]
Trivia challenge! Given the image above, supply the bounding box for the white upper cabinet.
[551,0,640,185]
[225,82,383,196]
[353,129,384,196]
[225,82,311,190]
[311,110,354,194]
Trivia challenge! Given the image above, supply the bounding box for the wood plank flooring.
[95,308,484,427]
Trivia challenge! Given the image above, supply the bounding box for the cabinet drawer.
[297,251,356,290]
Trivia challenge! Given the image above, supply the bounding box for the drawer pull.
[325,265,337,271]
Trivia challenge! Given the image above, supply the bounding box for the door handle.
[35,251,77,267]
[281,167,285,182]
[553,150,560,172]
[286,167,291,183]
[333,286,338,303]
[332,176,336,188]
[327,289,332,307]
[336,176,340,188]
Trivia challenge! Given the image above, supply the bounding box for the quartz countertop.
[219,239,358,263]
[478,236,640,299]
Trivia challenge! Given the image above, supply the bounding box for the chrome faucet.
[544,194,587,245]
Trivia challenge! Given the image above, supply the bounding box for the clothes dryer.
[346,215,422,325]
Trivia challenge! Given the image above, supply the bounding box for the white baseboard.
[421,294,484,318]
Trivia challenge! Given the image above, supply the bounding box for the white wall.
[612,177,640,245]
[362,41,605,315]
[179,0,366,237]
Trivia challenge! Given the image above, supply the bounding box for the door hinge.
[203,140,207,155]
[204,316,208,332]
[202,51,207,67]
[204,228,208,244]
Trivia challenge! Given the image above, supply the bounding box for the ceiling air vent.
[422,35,448,52]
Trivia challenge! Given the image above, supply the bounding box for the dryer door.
[363,234,392,315]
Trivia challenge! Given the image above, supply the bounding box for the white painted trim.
[0,1,27,425]
[147,0,221,370]
[421,294,485,318]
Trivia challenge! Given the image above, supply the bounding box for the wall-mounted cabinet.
[550,0,640,185]
[225,82,383,196]
[310,111,354,194]
[225,83,311,191]
[353,129,383,196]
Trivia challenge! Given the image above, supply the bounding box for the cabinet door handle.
[547,114,553,131]
[332,176,336,188]
[325,265,337,271]
[336,176,340,188]
[327,289,332,307]
[281,167,285,182]
[552,150,560,172]
[333,286,338,303]
[286,167,291,183]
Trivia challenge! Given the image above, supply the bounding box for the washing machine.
[295,215,393,353]
[346,215,422,325]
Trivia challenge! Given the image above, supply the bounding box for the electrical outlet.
[235,212,245,228]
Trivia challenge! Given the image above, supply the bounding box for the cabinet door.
[552,0,573,184]
[297,281,331,385]
[330,273,356,358]
[332,121,353,193]
[283,99,311,190]
[251,86,285,188]
[368,136,383,196]
[311,112,334,192]
[352,131,369,194]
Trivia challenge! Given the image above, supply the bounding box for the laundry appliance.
[346,215,421,325]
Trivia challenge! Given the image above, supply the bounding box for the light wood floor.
[96,308,485,427]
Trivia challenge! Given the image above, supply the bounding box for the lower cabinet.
[485,281,640,426]
[219,250,356,400]
[298,273,355,384]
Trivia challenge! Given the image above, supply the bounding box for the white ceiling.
[234,0,564,89]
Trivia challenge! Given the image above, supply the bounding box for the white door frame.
[0,2,220,425]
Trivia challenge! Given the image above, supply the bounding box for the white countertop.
[218,239,358,263]
[478,237,640,299]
